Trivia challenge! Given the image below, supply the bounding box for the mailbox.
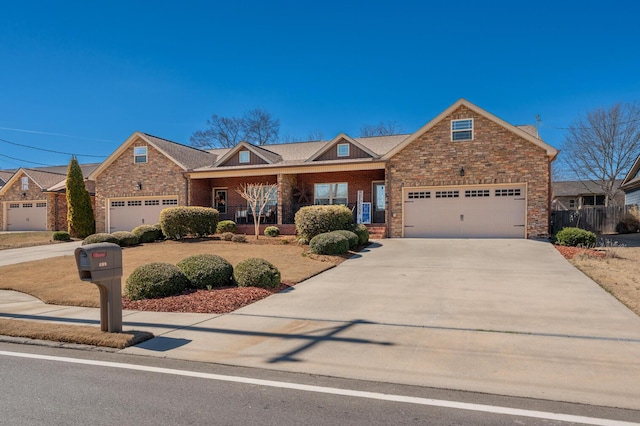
[75,243,123,333]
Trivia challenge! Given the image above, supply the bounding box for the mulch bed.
[121,282,294,314]
[554,245,605,260]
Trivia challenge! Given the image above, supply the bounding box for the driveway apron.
[121,239,640,409]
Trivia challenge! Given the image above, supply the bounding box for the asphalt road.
[0,342,638,426]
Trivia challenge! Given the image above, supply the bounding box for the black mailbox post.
[74,243,123,333]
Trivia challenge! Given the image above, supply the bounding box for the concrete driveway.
[123,239,640,409]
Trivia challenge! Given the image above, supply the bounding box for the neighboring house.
[88,99,557,238]
[0,164,98,231]
[621,154,640,205]
[552,180,625,210]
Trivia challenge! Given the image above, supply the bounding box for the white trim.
[306,133,379,162]
[451,118,473,141]
[189,161,386,179]
[134,145,148,164]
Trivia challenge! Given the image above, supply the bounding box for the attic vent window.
[451,119,473,141]
[134,146,148,163]
[337,143,350,157]
[239,150,250,163]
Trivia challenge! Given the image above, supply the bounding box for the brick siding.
[388,105,551,238]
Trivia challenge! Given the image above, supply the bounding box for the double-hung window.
[134,146,148,163]
[451,119,473,141]
[314,183,348,205]
[21,177,29,190]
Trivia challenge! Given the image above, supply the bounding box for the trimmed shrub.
[125,263,189,300]
[616,208,640,234]
[52,231,71,242]
[231,234,247,243]
[160,206,219,240]
[295,205,354,241]
[309,232,350,255]
[234,258,281,288]
[297,236,310,245]
[264,226,280,237]
[83,233,119,245]
[152,223,165,240]
[66,157,95,239]
[112,231,139,247]
[221,232,235,241]
[132,224,162,243]
[554,227,596,247]
[217,220,237,234]
[331,230,359,249]
[353,224,370,245]
[177,254,233,289]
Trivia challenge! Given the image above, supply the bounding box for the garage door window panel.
[314,183,348,205]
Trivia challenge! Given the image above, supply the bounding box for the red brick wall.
[204,175,277,208]
[296,170,385,205]
[388,105,551,238]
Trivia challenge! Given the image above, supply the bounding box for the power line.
[0,152,50,166]
[0,137,107,158]
[0,126,115,143]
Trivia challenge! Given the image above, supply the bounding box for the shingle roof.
[552,180,623,197]
[198,134,410,171]
[23,169,68,190]
[0,170,14,186]
[143,133,217,169]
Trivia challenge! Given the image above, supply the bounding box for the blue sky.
[1,1,639,170]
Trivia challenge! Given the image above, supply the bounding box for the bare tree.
[236,183,278,239]
[191,108,280,149]
[360,120,404,137]
[280,130,324,143]
[563,102,640,206]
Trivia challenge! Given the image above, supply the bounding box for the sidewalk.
[2,239,640,411]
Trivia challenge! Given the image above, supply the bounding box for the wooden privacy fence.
[551,205,637,234]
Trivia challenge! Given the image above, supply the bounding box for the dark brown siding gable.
[315,141,373,161]
[220,150,268,167]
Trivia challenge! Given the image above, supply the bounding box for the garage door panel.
[6,201,47,231]
[404,185,525,238]
[109,198,178,232]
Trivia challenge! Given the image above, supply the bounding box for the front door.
[214,189,227,215]
[372,182,385,223]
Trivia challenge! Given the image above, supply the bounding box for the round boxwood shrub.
[112,231,140,247]
[234,258,281,288]
[160,206,219,240]
[177,254,233,289]
[294,205,354,241]
[125,263,189,300]
[82,233,119,245]
[264,226,280,237]
[52,231,71,241]
[554,227,596,247]
[309,232,350,255]
[217,220,237,234]
[221,232,234,241]
[353,224,370,245]
[231,234,247,243]
[331,230,359,249]
[132,224,162,243]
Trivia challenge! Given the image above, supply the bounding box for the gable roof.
[306,133,380,162]
[213,141,283,167]
[382,98,558,160]
[552,180,623,197]
[0,168,65,195]
[88,132,217,180]
[621,154,640,191]
[0,163,100,195]
[0,170,14,187]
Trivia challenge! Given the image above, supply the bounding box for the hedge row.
[160,206,219,240]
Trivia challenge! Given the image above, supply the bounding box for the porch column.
[277,173,297,225]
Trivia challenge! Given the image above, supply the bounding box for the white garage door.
[6,201,47,231]
[108,197,178,232]
[403,185,526,238]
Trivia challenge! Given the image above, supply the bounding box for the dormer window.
[337,143,350,157]
[239,150,250,163]
[134,146,148,163]
[21,176,29,190]
[452,119,473,141]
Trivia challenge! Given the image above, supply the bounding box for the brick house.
[88,99,557,238]
[0,164,97,231]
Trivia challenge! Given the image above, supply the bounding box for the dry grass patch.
[565,247,640,316]
[0,239,342,307]
[0,232,64,250]
[0,318,153,348]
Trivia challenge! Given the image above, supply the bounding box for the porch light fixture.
[136,182,142,191]
[459,167,465,177]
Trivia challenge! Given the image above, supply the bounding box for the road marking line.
[0,350,636,426]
